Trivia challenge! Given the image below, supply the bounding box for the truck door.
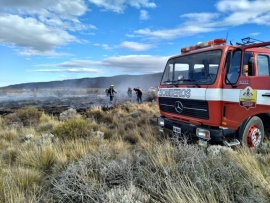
[222,50,253,129]
[244,53,270,110]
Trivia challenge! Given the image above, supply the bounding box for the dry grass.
[0,101,269,202]
[0,167,42,203]
[231,147,270,196]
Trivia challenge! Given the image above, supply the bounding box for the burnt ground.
[0,91,155,117]
[0,96,103,116]
[0,86,158,117]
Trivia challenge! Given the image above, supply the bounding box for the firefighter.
[105,88,109,96]
[127,87,132,101]
[133,87,142,103]
[107,84,117,102]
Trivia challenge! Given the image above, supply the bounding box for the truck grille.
[159,97,209,120]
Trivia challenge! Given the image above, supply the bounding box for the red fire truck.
[157,37,270,150]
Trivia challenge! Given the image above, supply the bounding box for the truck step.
[223,139,240,147]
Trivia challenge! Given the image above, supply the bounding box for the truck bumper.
[157,116,236,143]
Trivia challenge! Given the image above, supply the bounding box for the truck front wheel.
[241,116,264,151]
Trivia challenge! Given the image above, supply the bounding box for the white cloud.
[249,32,260,36]
[0,0,57,9]
[33,68,102,73]
[35,55,168,74]
[129,0,156,9]
[19,49,72,57]
[0,0,92,54]
[52,0,88,17]
[0,0,88,18]
[216,0,270,26]
[119,41,153,51]
[103,55,167,73]
[135,26,215,40]
[134,0,270,40]
[133,12,220,40]
[88,0,156,13]
[2,0,270,57]
[94,41,153,51]
[180,13,219,24]
[93,43,114,50]
[0,14,78,51]
[217,0,255,12]
[58,60,104,68]
[140,10,150,20]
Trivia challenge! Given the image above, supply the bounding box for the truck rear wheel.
[240,116,264,151]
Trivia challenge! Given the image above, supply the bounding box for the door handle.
[262,93,270,97]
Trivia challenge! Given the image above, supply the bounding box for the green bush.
[53,119,92,140]
[4,107,42,127]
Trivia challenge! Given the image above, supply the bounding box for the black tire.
[240,116,264,151]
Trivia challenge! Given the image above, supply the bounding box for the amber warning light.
[181,38,226,53]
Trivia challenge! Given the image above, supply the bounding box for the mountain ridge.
[1,73,163,90]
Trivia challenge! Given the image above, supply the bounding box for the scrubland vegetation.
[0,102,269,203]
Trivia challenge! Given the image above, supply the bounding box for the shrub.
[36,123,54,133]
[123,134,139,145]
[86,107,116,125]
[48,142,270,203]
[137,143,269,203]
[49,147,135,202]
[53,119,92,140]
[4,107,42,127]
[104,183,150,202]
[3,112,22,127]
[98,126,114,140]
[85,107,104,122]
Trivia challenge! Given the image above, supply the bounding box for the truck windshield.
[161,49,222,85]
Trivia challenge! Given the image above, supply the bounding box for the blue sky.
[0,0,270,87]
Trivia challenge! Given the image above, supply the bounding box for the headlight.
[157,117,165,127]
[196,128,210,140]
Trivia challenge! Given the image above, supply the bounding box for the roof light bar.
[181,38,226,53]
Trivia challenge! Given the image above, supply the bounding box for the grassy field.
[0,101,269,202]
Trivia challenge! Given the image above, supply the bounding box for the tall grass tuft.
[53,118,92,140]
[18,146,57,172]
[0,167,42,203]
[0,128,18,142]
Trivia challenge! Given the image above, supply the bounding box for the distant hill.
[1,73,163,91]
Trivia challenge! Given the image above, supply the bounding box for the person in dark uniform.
[107,84,117,102]
[133,87,142,103]
[127,87,132,101]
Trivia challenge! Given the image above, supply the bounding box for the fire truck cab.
[157,37,270,150]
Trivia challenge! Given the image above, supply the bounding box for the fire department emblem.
[239,86,257,110]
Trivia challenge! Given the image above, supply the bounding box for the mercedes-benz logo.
[175,101,184,113]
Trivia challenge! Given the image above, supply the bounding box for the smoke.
[0,73,162,102]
